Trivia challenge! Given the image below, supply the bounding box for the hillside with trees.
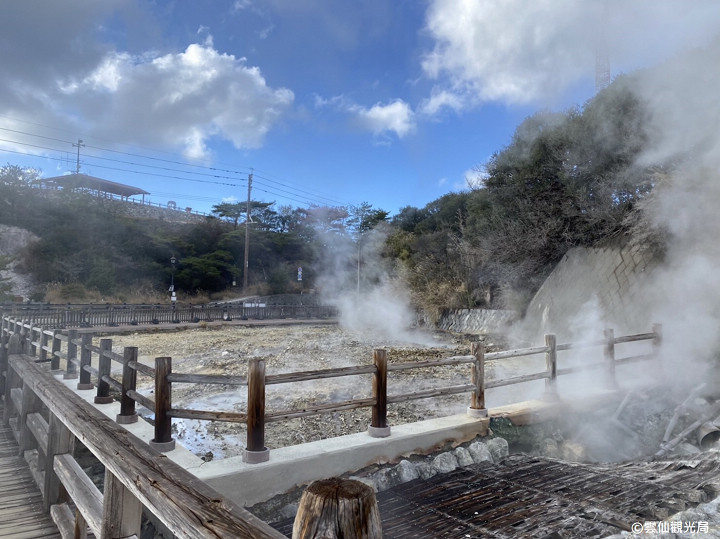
[387,75,663,319]
[1,73,666,314]
[0,166,390,303]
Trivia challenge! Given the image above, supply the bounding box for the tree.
[211,202,245,228]
[347,202,389,238]
[0,163,40,188]
[212,200,280,230]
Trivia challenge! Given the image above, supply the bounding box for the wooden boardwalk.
[273,451,720,538]
[0,404,61,539]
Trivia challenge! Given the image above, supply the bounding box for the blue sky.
[2,1,720,217]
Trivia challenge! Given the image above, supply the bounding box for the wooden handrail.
[6,352,285,538]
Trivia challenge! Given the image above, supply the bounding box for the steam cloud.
[521,35,720,395]
[314,222,427,345]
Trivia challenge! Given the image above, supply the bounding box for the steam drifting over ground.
[520,36,720,393]
[315,223,434,345]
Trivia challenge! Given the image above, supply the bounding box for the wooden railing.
[1,315,663,467]
[0,331,285,538]
[0,302,336,328]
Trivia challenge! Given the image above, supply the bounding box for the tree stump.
[292,478,382,539]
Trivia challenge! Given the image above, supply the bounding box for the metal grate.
[272,452,720,538]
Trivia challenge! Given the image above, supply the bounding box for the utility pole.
[72,139,85,174]
[243,171,253,291]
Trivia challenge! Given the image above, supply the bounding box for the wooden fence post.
[14,319,26,355]
[94,338,114,404]
[102,470,142,538]
[77,333,94,390]
[43,413,75,511]
[652,323,663,355]
[604,328,617,389]
[18,379,42,456]
[50,330,62,372]
[244,358,269,463]
[652,322,664,376]
[2,336,21,425]
[29,324,38,357]
[544,334,558,399]
[149,356,175,452]
[14,319,24,354]
[0,316,7,393]
[23,320,31,355]
[116,346,139,424]
[369,349,390,438]
[39,326,48,362]
[292,478,382,539]
[468,341,488,417]
[65,329,78,379]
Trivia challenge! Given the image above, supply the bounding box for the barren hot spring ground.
[102,323,498,459]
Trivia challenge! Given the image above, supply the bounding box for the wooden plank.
[9,354,285,539]
[50,503,78,539]
[266,365,375,384]
[386,356,474,372]
[53,453,103,537]
[0,401,61,539]
[387,384,477,404]
[265,398,376,422]
[168,408,248,422]
[26,411,49,454]
[168,372,248,385]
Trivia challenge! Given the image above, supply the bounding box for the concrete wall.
[521,241,662,339]
[435,308,517,334]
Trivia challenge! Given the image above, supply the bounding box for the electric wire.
[0,127,352,208]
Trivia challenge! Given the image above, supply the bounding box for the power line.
[0,126,352,208]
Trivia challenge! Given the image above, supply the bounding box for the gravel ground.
[97,322,715,464]
[99,322,500,459]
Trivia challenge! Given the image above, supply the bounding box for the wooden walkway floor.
[0,404,61,539]
[273,451,720,538]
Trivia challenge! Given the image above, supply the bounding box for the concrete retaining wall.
[521,242,662,339]
[435,308,517,334]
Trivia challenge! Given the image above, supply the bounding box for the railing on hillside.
[0,315,663,466]
[0,302,337,328]
[0,327,285,538]
[27,184,212,218]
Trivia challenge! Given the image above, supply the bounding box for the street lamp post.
[170,256,178,322]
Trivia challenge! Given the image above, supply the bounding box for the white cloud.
[418,89,465,117]
[0,4,293,160]
[233,0,253,11]
[82,52,131,92]
[464,168,487,190]
[315,95,416,140]
[70,42,294,159]
[421,0,720,108]
[353,100,416,139]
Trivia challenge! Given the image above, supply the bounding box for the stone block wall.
[435,308,517,335]
[521,242,662,339]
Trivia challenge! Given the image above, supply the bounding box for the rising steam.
[314,222,431,345]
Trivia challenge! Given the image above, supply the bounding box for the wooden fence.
[0,302,337,328]
[0,325,285,538]
[1,315,663,466]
